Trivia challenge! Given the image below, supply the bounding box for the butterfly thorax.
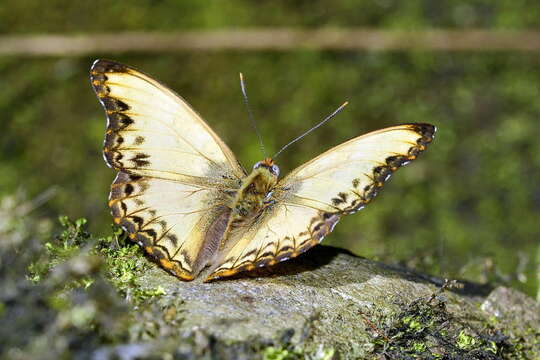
[232,158,279,220]
[219,158,280,248]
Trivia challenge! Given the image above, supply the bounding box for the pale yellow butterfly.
[90,59,436,281]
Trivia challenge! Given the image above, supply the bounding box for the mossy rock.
[2,212,538,359]
[130,245,539,359]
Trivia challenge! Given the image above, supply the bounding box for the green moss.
[29,216,167,305]
[99,236,152,299]
[98,231,168,304]
[262,346,302,360]
[262,345,335,360]
[456,330,478,350]
[27,216,92,284]
[409,341,427,353]
[364,282,534,359]
[0,209,130,358]
[402,314,431,333]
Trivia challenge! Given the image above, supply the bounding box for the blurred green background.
[1,1,539,296]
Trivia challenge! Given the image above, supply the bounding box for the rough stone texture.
[481,286,540,334]
[136,245,539,358]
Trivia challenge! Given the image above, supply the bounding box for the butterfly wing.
[109,172,232,280]
[206,124,435,281]
[91,59,245,183]
[91,60,244,279]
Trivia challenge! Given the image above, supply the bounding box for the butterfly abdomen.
[193,208,231,273]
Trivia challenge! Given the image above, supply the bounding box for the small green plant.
[27,216,90,283]
[97,225,167,303]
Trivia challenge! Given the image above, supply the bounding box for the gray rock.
[135,245,539,359]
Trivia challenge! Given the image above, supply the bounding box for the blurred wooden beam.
[2,29,540,55]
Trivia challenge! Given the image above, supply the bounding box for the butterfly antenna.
[240,73,266,157]
[273,101,349,159]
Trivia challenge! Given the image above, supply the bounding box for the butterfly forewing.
[206,124,435,281]
[281,124,435,214]
[91,59,245,183]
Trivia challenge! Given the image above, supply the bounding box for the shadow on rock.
[377,261,494,298]
[210,245,494,297]
[204,245,356,283]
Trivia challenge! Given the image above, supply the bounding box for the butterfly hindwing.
[205,203,338,280]
[206,124,435,281]
[110,172,233,279]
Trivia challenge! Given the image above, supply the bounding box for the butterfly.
[90,59,436,282]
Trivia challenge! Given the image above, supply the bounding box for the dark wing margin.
[327,123,436,215]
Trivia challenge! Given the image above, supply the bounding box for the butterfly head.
[253,158,280,178]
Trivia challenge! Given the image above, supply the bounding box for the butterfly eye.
[271,165,280,177]
[253,161,263,170]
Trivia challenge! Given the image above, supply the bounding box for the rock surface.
[136,245,539,358]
